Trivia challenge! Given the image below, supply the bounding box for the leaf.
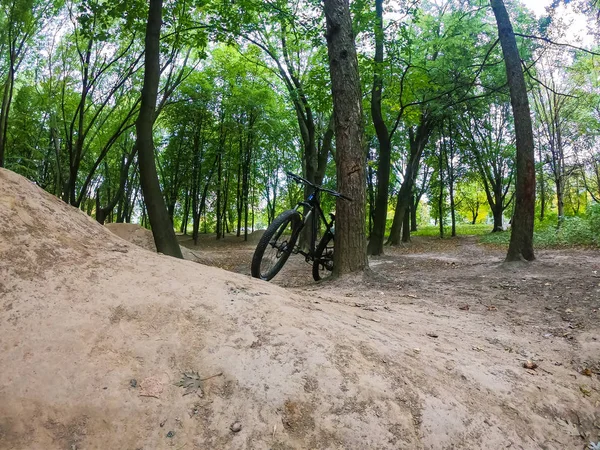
[175,371,204,396]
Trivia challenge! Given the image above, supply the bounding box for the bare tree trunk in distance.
[136,0,183,258]
[491,0,535,262]
[324,0,368,276]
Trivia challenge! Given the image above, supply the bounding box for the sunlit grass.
[412,223,493,237]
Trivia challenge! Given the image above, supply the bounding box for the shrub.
[480,207,599,248]
[587,203,600,242]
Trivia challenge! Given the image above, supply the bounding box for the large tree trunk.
[324,0,368,276]
[491,0,535,262]
[367,0,391,256]
[135,0,182,259]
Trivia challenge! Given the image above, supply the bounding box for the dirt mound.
[105,222,156,251]
[246,229,265,244]
[105,223,214,265]
[0,168,597,449]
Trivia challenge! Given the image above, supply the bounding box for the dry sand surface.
[0,168,599,450]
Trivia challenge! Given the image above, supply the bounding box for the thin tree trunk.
[0,56,14,167]
[491,0,536,262]
[324,0,368,276]
[216,151,222,239]
[410,195,418,232]
[402,207,411,242]
[135,0,182,258]
[438,154,444,239]
[388,118,433,245]
[236,151,242,237]
[96,149,136,224]
[367,160,375,235]
[538,145,545,221]
[181,188,190,234]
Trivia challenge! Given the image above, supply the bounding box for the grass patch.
[411,204,600,249]
[412,223,494,237]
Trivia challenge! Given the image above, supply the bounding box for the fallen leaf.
[582,368,593,377]
[175,372,204,397]
[139,376,163,398]
[580,385,592,397]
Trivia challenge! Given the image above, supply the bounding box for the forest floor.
[180,232,600,448]
[1,167,599,450]
[180,231,600,349]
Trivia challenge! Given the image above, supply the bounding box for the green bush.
[479,205,600,248]
[587,203,600,240]
[537,216,595,247]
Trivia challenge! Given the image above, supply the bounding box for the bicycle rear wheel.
[251,209,302,281]
[312,231,334,281]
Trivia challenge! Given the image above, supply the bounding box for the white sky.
[521,0,552,17]
[521,0,595,47]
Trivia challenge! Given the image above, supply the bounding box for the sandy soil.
[1,168,599,450]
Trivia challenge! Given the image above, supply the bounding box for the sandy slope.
[0,168,598,450]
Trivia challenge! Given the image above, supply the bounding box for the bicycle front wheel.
[251,209,302,281]
[312,231,334,281]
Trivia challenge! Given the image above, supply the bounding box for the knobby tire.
[312,232,334,281]
[251,209,301,281]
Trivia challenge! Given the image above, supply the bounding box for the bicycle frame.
[293,189,334,261]
[250,171,350,282]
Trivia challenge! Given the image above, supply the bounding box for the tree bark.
[388,118,433,245]
[95,147,136,224]
[324,0,368,276]
[410,195,418,232]
[135,0,182,258]
[438,151,444,239]
[367,0,391,256]
[491,0,535,262]
[537,145,546,221]
[402,207,411,243]
[0,54,14,167]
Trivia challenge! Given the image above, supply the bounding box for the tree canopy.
[1,0,599,267]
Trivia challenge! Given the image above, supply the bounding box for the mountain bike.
[250,172,352,282]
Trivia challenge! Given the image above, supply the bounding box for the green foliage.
[587,202,600,236]
[0,0,598,248]
[414,223,494,237]
[480,204,600,248]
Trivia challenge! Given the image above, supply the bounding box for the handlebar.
[286,171,353,201]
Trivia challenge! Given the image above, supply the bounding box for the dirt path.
[182,232,600,448]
